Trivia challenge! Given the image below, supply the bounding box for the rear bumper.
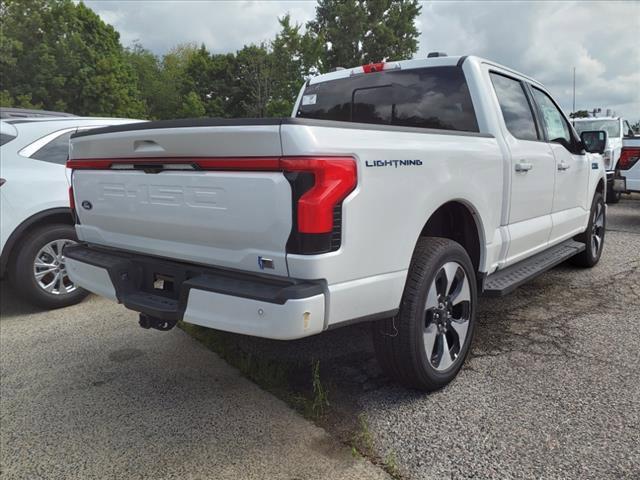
[64,244,326,340]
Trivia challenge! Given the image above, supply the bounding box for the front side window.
[30,131,73,165]
[490,72,539,141]
[298,66,479,133]
[531,88,572,147]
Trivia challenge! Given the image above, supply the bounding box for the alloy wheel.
[33,239,77,295]
[423,262,472,371]
[591,201,605,257]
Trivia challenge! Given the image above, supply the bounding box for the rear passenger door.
[489,72,556,264]
[529,87,589,242]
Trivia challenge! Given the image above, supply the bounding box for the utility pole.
[572,66,576,115]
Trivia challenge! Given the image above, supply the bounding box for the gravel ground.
[0,287,389,479]
[185,194,640,479]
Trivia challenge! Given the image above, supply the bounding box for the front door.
[529,87,590,243]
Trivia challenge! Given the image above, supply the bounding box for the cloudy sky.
[86,0,640,121]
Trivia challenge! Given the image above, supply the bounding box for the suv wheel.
[11,224,88,309]
[372,237,477,391]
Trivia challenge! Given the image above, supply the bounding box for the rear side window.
[490,73,539,141]
[298,66,479,133]
[30,131,73,165]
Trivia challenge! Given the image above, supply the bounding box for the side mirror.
[580,130,607,154]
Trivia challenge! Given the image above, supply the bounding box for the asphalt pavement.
[0,285,389,479]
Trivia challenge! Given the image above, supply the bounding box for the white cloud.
[419,1,640,120]
[86,0,640,121]
[85,0,317,53]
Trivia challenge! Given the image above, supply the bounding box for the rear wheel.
[11,224,89,309]
[372,237,477,391]
[571,192,605,268]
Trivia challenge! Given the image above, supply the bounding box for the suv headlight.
[602,150,612,169]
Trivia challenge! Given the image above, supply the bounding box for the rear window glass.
[297,66,479,133]
[31,131,73,165]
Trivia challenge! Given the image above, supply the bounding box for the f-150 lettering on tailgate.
[97,183,227,209]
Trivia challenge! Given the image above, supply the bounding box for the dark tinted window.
[298,66,479,132]
[31,131,73,164]
[490,73,539,141]
[0,133,16,146]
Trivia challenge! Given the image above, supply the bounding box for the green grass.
[179,322,329,420]
[311,360,330,418]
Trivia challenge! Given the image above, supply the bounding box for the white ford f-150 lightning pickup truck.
[64,54,607,391]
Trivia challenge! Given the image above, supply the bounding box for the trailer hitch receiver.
[138,313,177,331]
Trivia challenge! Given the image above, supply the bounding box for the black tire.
[372,237,477,391]
[571,192,605,268]
[10,224,88,309]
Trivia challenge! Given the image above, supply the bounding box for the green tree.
[177,91,205,118]
[0,0,144,116]
[233,44,276,117]
[124,43,164,118]
[184,46,237,117]
[307,0,421,71]
[269,14,322,116]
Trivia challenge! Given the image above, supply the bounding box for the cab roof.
[307,55,545,89]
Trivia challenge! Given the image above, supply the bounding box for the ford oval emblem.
[81,200,93,210]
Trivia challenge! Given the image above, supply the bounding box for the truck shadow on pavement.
[0,281,44,319]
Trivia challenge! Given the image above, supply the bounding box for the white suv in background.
[0,113,141,308]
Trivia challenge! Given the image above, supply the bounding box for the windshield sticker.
[302,94,317,106]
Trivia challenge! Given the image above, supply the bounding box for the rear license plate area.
[153,274,175,293]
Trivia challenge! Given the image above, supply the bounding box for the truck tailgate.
[70,123,292,276]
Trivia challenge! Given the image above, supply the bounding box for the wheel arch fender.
[588,154,607,201]
[417,199,487,276]
[0,208,74,277]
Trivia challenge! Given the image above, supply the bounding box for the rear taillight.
[67,156,357,254]
[281,158,356,233]
[68,186,79,224]
[618,147,640,170]
[68,186,75,211]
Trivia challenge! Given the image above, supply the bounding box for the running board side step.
[483,240,585,297]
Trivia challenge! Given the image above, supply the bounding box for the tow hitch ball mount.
[138,313,177,331]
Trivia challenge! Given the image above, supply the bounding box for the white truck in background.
[573,116,637,203]
[619,136,640,193]
[64,54,607,391]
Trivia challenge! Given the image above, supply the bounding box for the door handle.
[557,162,571,171]
[515,161,533,172]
